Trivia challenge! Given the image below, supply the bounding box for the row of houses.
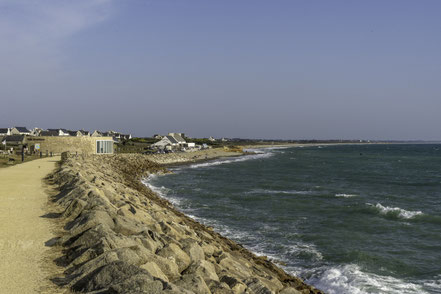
[0,127,131,141]
[0,127,134,155]
[0,127,32,136]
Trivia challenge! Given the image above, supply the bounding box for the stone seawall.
[144,148,243,165]
[47,154,323,294]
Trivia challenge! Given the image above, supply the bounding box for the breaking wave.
[306,264,428,294]
[188,152,273,169]
[335,193,358,198]
[246,188,315,195]
[367,203,423,219]
[142,175,182,206]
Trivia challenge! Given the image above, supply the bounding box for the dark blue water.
[145,144,441,293]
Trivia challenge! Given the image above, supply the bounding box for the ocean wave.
[188,152,274,169]
[422,275,441,293]
[261,146,291,150]
[335,193,358,198]
[367,203,423,220]
[143,175,169,196]
[242,148,265,153]
[306,264,428,294]
[285,243,323,261]
[142,175,183,206]
[245,188,315,195]
[143,185,323,275]
[143,175,429,294]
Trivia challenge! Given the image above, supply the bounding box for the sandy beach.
[0,157,62,294]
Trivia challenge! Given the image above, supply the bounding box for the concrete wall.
[25,136,114,155]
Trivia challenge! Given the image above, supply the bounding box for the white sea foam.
[246,188,315,195]
[142,175,183,206]
[367,203,423,219]
[188,152,274,169]
[306,264,428,294]
[422,275,441,293]
[143,175,169,196]
[335,193,358,198]
[242,148,265,153]
[285,242,323,261]
[261,146,291,150]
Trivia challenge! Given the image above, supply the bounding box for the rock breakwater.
[47,153,323,294]
[144,148,243,165]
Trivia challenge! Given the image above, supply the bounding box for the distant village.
[0,127,131,141]
[0,126,378,159]
[0,126,232,156]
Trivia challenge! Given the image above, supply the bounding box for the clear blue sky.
[1,0,440,140]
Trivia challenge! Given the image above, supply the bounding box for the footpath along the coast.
[0,149,324,293]
[0,156,62,294]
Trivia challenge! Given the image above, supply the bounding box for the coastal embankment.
[144,148,243,165]
[46,152,323,293]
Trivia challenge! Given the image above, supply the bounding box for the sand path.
[0,157,61,294]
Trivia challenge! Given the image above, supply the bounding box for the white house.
[152,134,186,149]
[151,132,198,151]
[168,133,186,144]
[10,127,31,135]
[152,135,179,149]
[47,129,70,136]
[91,130,103,137]
[76,130,90,136]
[209,136,216,142]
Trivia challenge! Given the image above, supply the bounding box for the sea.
[144,144,441,294]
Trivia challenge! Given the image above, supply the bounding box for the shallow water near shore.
[145,144,441,294]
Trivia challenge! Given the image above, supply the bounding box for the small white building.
[47,129,70,136]
[76,130,90,136]
[168,133,186,144]
[91,130,103,137]
[152,132,197,150]
[152,135,180,149]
